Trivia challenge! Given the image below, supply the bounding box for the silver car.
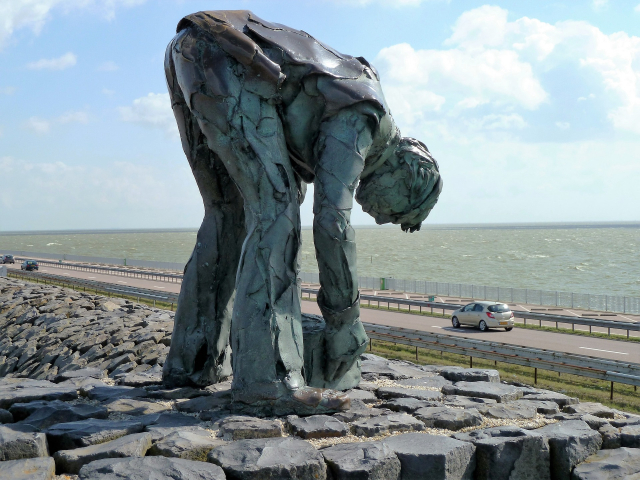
[451,301,514,332]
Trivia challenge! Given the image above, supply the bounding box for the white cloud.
[0,0,148,50]
[0,86,15,95]
[24,110,89,134]
[555,121,570,129]
[97,60,119,71]
[102,88,115,95]
[593,0,609,10]
[324,0,434,6]
[118,93,177,137]
[26,52,76,70]
[636,3,640,12]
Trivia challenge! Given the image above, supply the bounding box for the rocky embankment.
[0,276,639,480]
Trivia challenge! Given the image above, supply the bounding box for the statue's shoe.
[232,386,351,416]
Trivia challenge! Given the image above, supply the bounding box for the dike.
[0,276,639,480]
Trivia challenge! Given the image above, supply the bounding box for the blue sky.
[1,0,639,231]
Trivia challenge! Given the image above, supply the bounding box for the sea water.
[0,224,638,297]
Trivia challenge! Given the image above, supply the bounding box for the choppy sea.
[1,223,639,297]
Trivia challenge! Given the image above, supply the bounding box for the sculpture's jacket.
[177,10,397,183]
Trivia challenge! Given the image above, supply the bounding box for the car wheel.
[505,327,513,331]
[452,317,460,328]
[479,320,488,332]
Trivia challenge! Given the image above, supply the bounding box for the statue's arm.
[313,108,374,381]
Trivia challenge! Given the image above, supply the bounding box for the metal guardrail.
[8,270,180,306]
[15,258,182,283]
[302,288,640,338]
[363,323,640,389]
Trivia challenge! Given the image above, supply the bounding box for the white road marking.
[515,305,530,312]
[618,314,636,322]
[579,347,629,355]
[88,276,96,279]
[431,326,443,328]
[564,310,581,317]
[117,281,127,284]
[153,286,166,289]
[62,273,70,276]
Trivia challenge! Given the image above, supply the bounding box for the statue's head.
[355,138,442,233]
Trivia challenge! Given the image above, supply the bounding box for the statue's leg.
[162,33,245,388]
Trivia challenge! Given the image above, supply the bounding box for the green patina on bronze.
[162,10,442,414]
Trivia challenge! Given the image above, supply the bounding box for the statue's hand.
[324,320,368,382]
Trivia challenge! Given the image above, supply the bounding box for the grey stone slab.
[599,424,621,450]
[581,414,610,430]
[443,381,522,403]
[571,447,640,479]
[360,356,431,380]
[0,424,49,460]
[517,399,560,415]
[208,437,326,479]
[414,406,484,431]
[332,400,390,423]
[0,409,13,424]
[87,386,147,402]
[15,401,108,429]
[620,425,640,448]
[105,398,171,416]
[53,367,106,383]
[0,457,55,480]
[147,387,211,400]
[438,367,500,383]
[148,427,226,461]
[45,418,145,452]
[454,426,550,480]
[535,420,603,480]
[351,413,425,437]
[78,456,226,479]
[478,402,538,420]
[54,432,152,474]
[563,402,616,419]
[522,391,578,407]
[376,387,443,402]
[287,414,348,439]
[175,395,229,413]
[143,412,202,441]
[322,441,401,480]
[380,397,442,413]
[383,433,476,480]
[398,376,453,390]
[219,416,282,441]
[443,395,497,409]
[346,389,378,404]
[0,378,78,408]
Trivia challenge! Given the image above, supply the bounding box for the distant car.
[451,301,514,332]
[1,255,15,264]
[21,260,38,271]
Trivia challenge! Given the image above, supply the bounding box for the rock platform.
[1,277,640,479]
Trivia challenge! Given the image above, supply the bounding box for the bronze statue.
[162,10,442,415]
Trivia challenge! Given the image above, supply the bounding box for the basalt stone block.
[563,402,616,419]
[53,368,106,383]
[477,402,538,420]
[599,424,621,449]
[287,414,348,439]
[148,427,226,461]
[0,457,55,480]
[332,400,389,423]
[380,398,441,413]
[15,401,108,429]
[346,389,378,404]
[175,395,229,413]
[322,441,401,480]
[0,408,13,424]
[208,437,326,479]
[78,456,226,480]
[45,418,145,452]
[360,355,430,380]
[414,406,483,431]
[351,413,424,437]
[87,385,147,402]
[0,424,49,460]
[438,367,500,384]
[218,416,282,441]
[454,426,550,480]
[376,387,443,402]
[53,432,152,474]
[143,412,203,441]
[571,447,640,479]
[443,395,497,409]
[0,378,78,409]
[522,391,578,407]
[620,425,640,447]
[581,414,610,430]
[105,398,171,416]
[518,399,560,415]
[383,433,475,480]
[442,382,522,403]
[535,420,602,480]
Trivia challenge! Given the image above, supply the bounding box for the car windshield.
[26,261,36,265]
[488,304,510,313]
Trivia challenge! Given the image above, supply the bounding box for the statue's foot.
[232,386,350,416]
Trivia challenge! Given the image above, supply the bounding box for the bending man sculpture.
[163,10,443,414]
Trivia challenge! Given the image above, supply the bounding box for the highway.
[5,262,639,364]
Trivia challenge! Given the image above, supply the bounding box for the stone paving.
[0,277,639,479]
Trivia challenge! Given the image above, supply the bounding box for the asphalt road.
[7,263,639,363]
